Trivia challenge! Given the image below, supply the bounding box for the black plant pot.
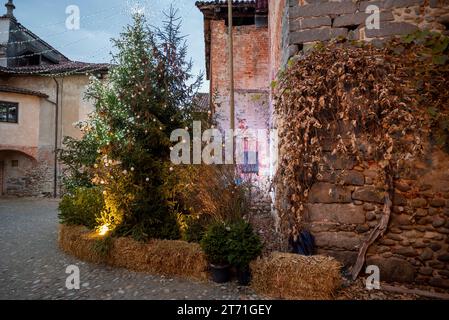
[236,266,251,286]
[210,264,231,283]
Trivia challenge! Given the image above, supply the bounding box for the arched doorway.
[0,149,37,196]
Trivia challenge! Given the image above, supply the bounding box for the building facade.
[197,0,449,288]
[0,1,108,197]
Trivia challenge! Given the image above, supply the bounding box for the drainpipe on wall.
[52,77,59,198]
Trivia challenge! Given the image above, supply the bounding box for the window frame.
[0,101,19,124]
[241,151,259,174]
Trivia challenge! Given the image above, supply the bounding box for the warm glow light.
[98,224,110,236]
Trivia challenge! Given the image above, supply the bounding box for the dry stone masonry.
[268,0,449,290]
[282,0,449,63]
[303,149,449,289]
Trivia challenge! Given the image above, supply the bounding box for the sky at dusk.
[9,0,209,91]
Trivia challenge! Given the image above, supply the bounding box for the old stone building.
[0,1,108,196]
[197,0,449,289]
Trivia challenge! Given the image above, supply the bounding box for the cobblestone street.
[0,198,260,300]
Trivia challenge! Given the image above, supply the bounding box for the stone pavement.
[0,198,260,300]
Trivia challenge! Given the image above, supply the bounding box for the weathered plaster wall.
[0,75,92,145]
[0,92,40,147]
[209,18,275,237]
[0,74,93,196]
[0,90,55,196]
[0,148,54,196]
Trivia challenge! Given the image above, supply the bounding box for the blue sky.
[11,0,208,91]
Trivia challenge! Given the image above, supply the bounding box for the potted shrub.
[200,222,231,283]
[227,219,263,286]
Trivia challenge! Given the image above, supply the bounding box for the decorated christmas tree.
[60,8,202,241]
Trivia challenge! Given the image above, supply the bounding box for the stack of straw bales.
[59,224,208,281]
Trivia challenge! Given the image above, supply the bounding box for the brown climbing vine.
[273,31,449,279]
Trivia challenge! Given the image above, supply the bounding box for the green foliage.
[58,187,104,229]
[200,219,263,267]
[58,135,101,193]
[180,214,211,243]
[200,222,231,266]
[227,219,263,269]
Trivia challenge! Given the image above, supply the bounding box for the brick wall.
[210,20,270,92]
[209,19,276,237]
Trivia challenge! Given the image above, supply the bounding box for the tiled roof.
[196,0,267,11]
[0,85,49,98]
[196,1,256,7]
[193,93,210,112]
[0,3,107,75]
[11,20,70,63]
[0,61,110,76]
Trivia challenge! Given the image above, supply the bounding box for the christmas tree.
[60,8,202,241]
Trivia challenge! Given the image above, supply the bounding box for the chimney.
[5,0,15,18]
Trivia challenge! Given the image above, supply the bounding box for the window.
[241,151,259,174]
[0,101,19,123]
[11,160,18,167]
[240,138,259,174]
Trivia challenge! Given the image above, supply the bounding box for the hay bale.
[109,238,208,280]
[108,237,148,271]
[58,224,208,281]
[58,224,104,264]
[147,240,208,280]
[250,252,342,300]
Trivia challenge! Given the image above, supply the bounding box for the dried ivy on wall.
[273,31,449,278]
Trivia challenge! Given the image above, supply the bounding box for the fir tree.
[60,9,202,241]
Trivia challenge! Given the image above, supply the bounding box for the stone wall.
[281,0,449,63]
[300,146,449,289]
[267,0,449,289]
[0,146,54,197]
